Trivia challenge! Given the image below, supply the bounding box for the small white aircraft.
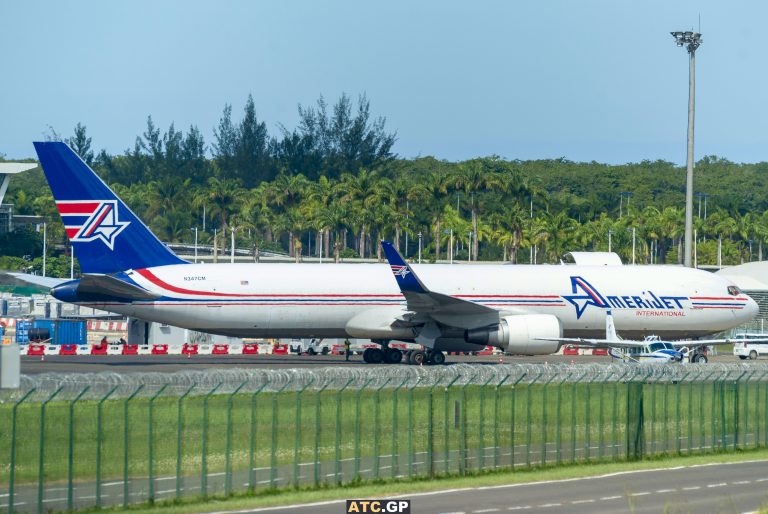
[541,311,765,364]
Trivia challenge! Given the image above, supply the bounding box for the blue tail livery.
[33,142,187,274]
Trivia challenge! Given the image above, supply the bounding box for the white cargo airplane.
[28,142,759,365]
[542,310,766,364]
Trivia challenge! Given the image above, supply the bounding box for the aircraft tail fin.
[33,142,187,274]
[605,310,619,341]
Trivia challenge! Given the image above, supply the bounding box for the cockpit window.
[728,285,742,296]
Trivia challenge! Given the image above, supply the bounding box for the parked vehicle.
[732,333,768,360]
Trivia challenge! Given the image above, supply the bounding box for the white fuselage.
[74,262,758,340]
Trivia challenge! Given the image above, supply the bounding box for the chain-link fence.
[2,363,768,513]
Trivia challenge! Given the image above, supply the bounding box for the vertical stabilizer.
[605,310,619,341]
[33,142,187,274]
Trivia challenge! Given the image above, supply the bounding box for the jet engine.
[464,314,562,355]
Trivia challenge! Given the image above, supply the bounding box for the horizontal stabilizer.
[78,274,161,300]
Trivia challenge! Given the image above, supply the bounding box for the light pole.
[418,232,423,264]
[608,230,613,253]
[672,30,702,268]
[191,227,198,263]
[468,231,473,262]
[41,222,47,277]
[230,226,236,264]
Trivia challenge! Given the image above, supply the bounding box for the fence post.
[38,386,64,514]
[555,372,572,465]
[67,386,90,511]
[123,384,144,507]
[733,371,748,449]
[626,369,652,461]
[426,378,441,478]
[459,375,475,475]
[94,386,119,508]
[146,384,169,503]
[226,381,248,496]
[407,377,423,478]
[612,369,631,460]
[478,376,494,470]
[570,373,586,463]
[540,374,556,466]
[354,378,374,479]
[313,380,331,486]
[201,383,222,498]
[8,388,35,514]
[584,374,601,461]
[596,373,611,461]
[248,380,270,491]
[373,378,391,480]
[525,372,543,467]
[270,382,291,488]
[292,379,314,489]
[686,369,701,454]
[673,372,690,455]
[391,378,409,480]
[443,375,461,475]
[493,375,510,469]
[743,370,756,449]
[175,384,195,500]
[335,378,354,485]
[509,373,526,469]
[760,371,768,447]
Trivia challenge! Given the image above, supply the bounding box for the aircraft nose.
[744,295,760,320]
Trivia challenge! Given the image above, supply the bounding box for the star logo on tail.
[56,200,130,250]
[390,265,411,278]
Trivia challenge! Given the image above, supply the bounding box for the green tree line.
[3,93,768,276]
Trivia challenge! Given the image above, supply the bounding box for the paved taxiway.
[210,460,768,514]
[21,353,746,374]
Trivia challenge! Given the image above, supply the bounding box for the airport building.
[717,261,768,332]
[0,162,42,233]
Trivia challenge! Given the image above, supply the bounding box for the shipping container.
[15,319,87,345]
[15,319,32,344]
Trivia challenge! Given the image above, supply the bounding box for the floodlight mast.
[671,30,702,268]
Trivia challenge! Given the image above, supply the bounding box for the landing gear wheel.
[411,350,427,366]
[692,353,708,364]
[368,348,384,364]
[404,350,414,363]
[362,348,373,363]
[384,348,403,364]
[430,350,446,365]
[750,350,758,360]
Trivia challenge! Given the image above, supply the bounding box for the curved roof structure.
[716,261,768,290]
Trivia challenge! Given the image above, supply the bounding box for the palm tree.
[447,160,504,260]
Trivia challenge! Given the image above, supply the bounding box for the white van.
[732,333,768,360]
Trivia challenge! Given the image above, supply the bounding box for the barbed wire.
[3,362,768,402]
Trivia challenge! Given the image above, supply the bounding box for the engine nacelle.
[464,314,562,355]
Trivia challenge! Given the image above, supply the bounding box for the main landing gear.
[361,341,445,365]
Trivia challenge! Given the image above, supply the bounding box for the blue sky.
[1,1,766,164]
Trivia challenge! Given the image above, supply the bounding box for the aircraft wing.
[380,241,499,323]
[6,272,68,289]
[669,337,768,348]
[536,337,648,348]
[77,274,161,300]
